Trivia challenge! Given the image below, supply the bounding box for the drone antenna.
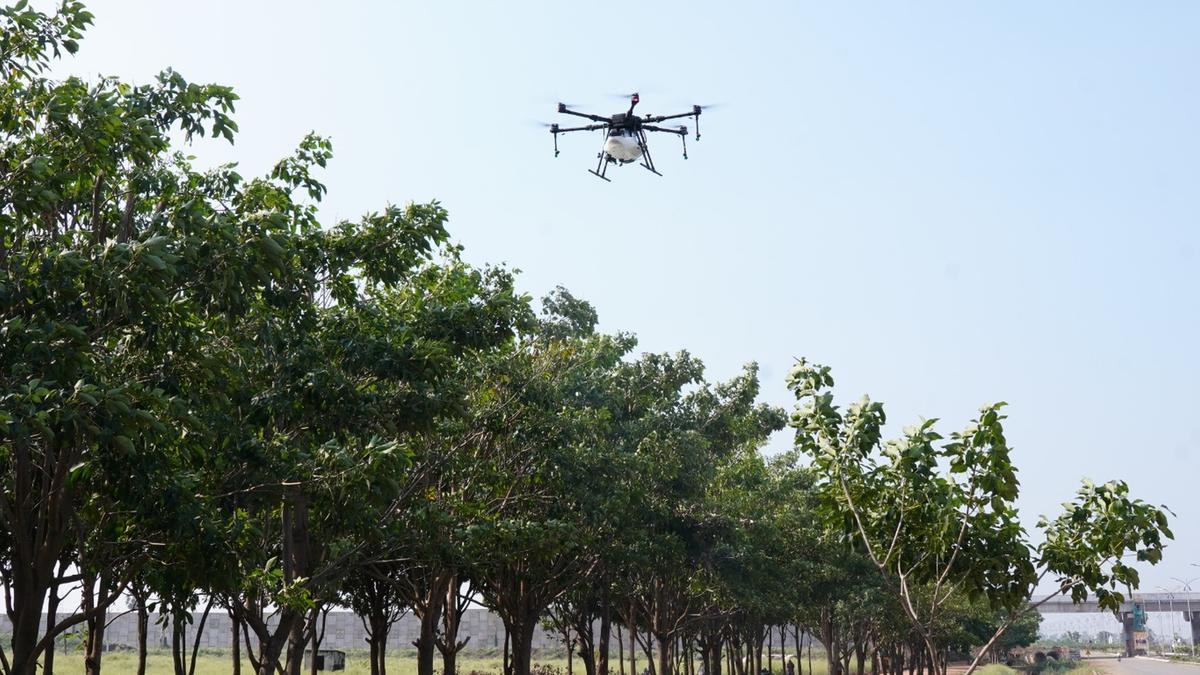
[628,92,640,115]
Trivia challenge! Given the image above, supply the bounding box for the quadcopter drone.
[547,93,705,181]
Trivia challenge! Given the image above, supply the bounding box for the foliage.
[787,358,1172,675]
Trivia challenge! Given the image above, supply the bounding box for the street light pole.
[1155,589,1169,656]
[1173,574,1200,658]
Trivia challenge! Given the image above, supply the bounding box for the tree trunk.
[250,625,291,675]
[83,571,109,675]
[172,614,183,675]
[171,598,213,675]
[806,633,812,675]
[629,610,637,675]
[8,578,45,675]
[600,594,612,675]
[136,592,149,675]
[618,622,626,675]
[504,625,511,675]
[309,606,323,675]
[709,636,724,675]
[658,633,673,675]
[417,602,442,675]
[236,601,305,675]
[44,573,61,675]
[232,611,243,675]
[768,626,774,675]
[366,610,392,675]
[820,609,838,675]
[84,612,106,675]
[792,626,803,675]
[2,438,77,675]
[579,624,598,675]
[640,630,657,675]
[438,579,474,675]
[755,629,765,675]
[286,609,306,675]
[510,615,538,675]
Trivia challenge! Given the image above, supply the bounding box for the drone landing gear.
[589,152,613,182]
[636,130,662,176]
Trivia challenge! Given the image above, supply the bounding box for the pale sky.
[51,1,1199,597]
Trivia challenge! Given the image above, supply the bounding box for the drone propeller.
[605,92,642,110]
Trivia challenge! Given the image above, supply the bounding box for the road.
[1095,657,1200,675]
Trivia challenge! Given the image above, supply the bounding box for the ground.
[44,652,1140,675]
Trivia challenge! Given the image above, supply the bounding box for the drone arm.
[642,124,686,135]
[643,107,702,139]
[642,111,696,123]
[553,123,607,133]
[549,123,608,157]
[558,106,610,123]
[642,125,690,159]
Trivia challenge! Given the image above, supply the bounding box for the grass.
[968,663,1108,675]
[46,651,1112,675]
[971,666,1021,675]
[46,651,563,675]
[43,650,841,675]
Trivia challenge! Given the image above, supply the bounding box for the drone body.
[548,93,704,181]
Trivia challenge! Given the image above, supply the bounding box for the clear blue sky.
[58,1,1199,594]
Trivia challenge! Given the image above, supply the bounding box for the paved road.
[1094,657,1200,675]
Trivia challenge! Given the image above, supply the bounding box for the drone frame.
[549,94,701,181]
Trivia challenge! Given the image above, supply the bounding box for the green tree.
[0,4,275,673]
[787,359,1172,675]
[212,254,524,675]
[546,347,713,675]
[0,4,524,673]
[463,292,634,675]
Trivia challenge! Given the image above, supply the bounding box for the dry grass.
[43,651,840,675]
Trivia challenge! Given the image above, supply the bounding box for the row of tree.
[0,4,1172,675]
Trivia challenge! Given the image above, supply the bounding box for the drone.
[547,93,705,181]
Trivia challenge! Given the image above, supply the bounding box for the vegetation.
[787,360,1171,675]
[0,4,1171,675]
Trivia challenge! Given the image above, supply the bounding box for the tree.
[342,569,408,675]
[546,347,712,675]
[213,255,524,675]
[463,292,634,675]
[787,359,1173,675]
[0,4,274,673]
[0,4,524,673]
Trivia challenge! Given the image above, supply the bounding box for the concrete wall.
[0,608,563,653]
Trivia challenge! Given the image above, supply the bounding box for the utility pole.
[1173,573,1199,658]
